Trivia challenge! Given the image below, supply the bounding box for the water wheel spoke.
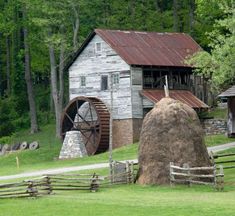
[89,103,96,125]
[84,132,94,146]
[83,103,91,120]
[79,129,91,142]
[61,96,110,155]
[76,113,92,127]
[65,112,75,126]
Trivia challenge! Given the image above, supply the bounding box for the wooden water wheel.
[60,96,110,155]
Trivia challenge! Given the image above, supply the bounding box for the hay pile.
[138,97,211,185]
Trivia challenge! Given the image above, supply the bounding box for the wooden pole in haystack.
[164,75,169,97]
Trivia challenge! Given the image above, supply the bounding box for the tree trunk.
[155,0,164,31]
[6,36,11,96]
[173,0,179,32]
[49,43,61,138]
[23,9,39,134]
[71,3,79,52]
[189,0,195,34]
[59,42,65,121]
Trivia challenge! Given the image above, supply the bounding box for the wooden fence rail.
[169,162,224,190]
[210,152,235,169]
[0,176,51,198]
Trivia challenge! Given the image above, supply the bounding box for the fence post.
[170,162,175,187]
[126,161,130,183]
[90,173,99,192]
[130,161,134,183]
[27,181,38,197]
[45,176,52,194]
[213,164,217,190]
[183,163,191,187]
[218,165,224,191]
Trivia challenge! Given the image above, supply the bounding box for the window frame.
[101,75,108,91]
[80,76,86,87]
[95,42,102,53]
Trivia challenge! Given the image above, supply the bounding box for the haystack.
[138,97,211,185]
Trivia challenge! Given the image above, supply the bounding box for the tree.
[22,4,39,133]
[186,2,235,91]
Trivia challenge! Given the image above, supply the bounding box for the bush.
[0,97,18,137]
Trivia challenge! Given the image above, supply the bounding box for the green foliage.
[0,135,13,144]
[187,1,235,90]
[0,97,18,136]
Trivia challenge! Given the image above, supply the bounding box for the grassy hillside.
[0,124,235,176]
[0,124,137,176]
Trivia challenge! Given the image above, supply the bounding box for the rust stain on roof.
[95,29,201,67]
[141,90,209,109]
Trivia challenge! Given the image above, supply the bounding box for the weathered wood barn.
[219,85,235,137]
[65,29,208,149]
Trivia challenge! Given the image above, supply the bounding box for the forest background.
[0,0,234,138]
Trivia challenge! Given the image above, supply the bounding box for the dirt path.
[1,142,235,181]
[0,159,137,181]
[207,142,235,153]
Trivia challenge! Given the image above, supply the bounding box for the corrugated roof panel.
[95,29,201,67]
[141,90,209,109]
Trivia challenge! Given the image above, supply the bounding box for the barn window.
[112,73,119,85]
[80,76,86,87]
[101,75,108,90]
[95,42,102,53]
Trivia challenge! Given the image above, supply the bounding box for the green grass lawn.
[0,124,138,176]
[0,184,235,216]
[0,124,235,176]
[205,134,235,147]
[1,124,235,216]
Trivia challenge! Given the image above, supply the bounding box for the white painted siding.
[69,35,132,119]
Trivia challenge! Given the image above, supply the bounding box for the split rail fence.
[0,161,136,198]
[0,177,51,198]
[169,162,224,190]
[210,152,235,170]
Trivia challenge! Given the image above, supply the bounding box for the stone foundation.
[201,119,227,135]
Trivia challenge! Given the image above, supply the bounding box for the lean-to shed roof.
[219,85,235,97]
[141,90,209,109]
[67,29,202,70]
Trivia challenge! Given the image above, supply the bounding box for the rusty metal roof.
[218,86,235,97]
[141,90,209,109]
[95,29,201,67]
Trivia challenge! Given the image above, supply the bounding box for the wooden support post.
[90,173,99,192]
[170,162,175,187]
[126,161,130,183]
[130,161,134,183]
[213,164,217,190]
[45,176,52,194]
[219,165,224,191]
[183,163,191,187]
[27,181,38,197]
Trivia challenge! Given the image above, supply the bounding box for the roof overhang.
[141,89,209,109]
[218,85,235,98]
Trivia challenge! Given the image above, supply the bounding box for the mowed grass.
[0,184,235,216]
[0,124,235,216]
[0,124,137,176]
[0,124,235,175]
[205,134,235,147]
